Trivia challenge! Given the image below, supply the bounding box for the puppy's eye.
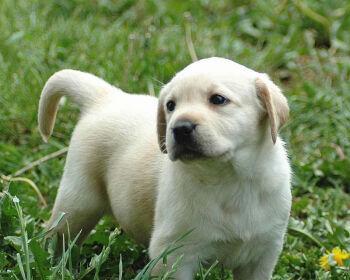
[166,100,176,112]
[209,94,229,105]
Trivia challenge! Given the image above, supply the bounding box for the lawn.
[0,0,349,279]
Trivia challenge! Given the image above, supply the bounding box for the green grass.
[0,0,349,279]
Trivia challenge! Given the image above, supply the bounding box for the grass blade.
[289,225,325,248]
[118,254,123,280]
[16,253,26,280]
[12,196,31,280]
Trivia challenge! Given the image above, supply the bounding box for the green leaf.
[4,236,22,251]
[29,239,50,278]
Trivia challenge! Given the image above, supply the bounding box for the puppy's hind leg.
[47,159,108,247]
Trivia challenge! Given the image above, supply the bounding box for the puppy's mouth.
[172,145,205,161]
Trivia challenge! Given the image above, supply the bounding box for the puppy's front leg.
[232,241,283,280]
[149,236,197,280]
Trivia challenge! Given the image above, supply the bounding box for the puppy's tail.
[38,69,115,142]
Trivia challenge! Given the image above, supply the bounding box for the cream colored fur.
[38,57,291,280]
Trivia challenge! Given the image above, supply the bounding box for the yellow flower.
[320,254,330,270]
[319,247,350,270]
[331,247,350,266]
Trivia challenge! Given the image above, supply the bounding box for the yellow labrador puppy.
[38,57,291,280]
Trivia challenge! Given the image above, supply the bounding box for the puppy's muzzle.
[172,120,202,160]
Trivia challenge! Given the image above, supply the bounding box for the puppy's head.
[157,57,289,161]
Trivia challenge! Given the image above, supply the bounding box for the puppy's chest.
[195,188,275,242]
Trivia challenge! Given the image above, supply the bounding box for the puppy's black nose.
[173,120,197,144]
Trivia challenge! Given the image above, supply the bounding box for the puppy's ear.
[157,91,167,154]
[255,76,289,144]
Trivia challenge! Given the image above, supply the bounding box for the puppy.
[38,57,291,280]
